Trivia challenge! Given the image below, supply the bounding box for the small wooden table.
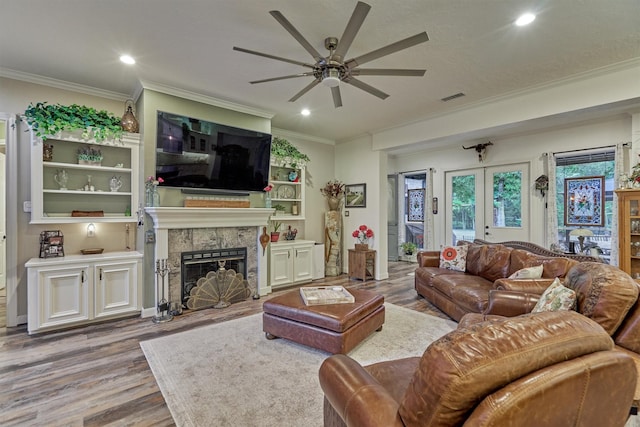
[348,249,376,281]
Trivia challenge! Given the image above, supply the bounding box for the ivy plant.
[24,102,124,141]
[271,136,310,168]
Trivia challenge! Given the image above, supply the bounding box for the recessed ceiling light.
[515,13,536,26]
[301,109,310,116]
[119,55,136,65]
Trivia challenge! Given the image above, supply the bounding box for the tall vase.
[265,192,272,208]
[327,197,340,211]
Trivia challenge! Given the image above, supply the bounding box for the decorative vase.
[270,232,280,242]
[355,243,369,251]
[265,192,272,208]
[327,197,340,211]
[145,185,160,207]
[121,99,139,133]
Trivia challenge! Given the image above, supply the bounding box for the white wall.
[336,135,389,280]
[389,116,633,248]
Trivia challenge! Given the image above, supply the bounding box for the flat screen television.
[155,111,271,194]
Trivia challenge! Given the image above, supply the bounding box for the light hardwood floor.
[1,261,445,426]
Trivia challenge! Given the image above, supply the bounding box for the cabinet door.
[94,261,139,317]
[36,265,91,330]
[271,247,293,287]
[293,244,313,283]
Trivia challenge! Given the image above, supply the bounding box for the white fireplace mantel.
[144,207,275,312]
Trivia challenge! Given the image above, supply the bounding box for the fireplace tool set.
[152,259,174,323]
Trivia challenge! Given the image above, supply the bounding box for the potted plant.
[271,221,282,242]
[271,136,310,168]
[273,204,286,215]
[23,102,124,142]
[401,241,418,255]
[77,146,103,165]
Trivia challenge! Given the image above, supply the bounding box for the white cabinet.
[30,130,140,224]
[26,251,143,334]
[270,161,306,221]
[269,240,314,289]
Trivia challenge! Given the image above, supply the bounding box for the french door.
[445,163,530,245]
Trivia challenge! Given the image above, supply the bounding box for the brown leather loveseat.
[415,243,578,321]
[319,311,636,426]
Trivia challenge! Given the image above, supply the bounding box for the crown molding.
[272,127,334,145]
[140,79,274,120]
[0,67,132,101]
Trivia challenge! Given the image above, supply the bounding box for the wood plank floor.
[0,261,447,427]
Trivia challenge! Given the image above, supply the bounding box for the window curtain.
[425,168,435,250]
[610,142,628,266]
[545,153,558,249]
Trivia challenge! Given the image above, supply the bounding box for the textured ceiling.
[1,0,639,143]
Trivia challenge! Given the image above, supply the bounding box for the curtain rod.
[553,142,631,157]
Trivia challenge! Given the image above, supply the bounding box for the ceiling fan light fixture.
[322,68,341,87]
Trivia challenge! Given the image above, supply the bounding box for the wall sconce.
[87,223,96,238]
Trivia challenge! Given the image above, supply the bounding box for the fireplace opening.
[181,247,247,305]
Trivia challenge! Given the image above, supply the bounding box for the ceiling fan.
[233,1,429,108]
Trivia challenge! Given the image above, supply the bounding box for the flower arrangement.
[631,162,640,184]
[320,180,345,198]
[263,183,274,192]
[146,176,164,187]
[352,225,374,244]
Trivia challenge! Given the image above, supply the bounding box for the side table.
[348,249,376,281]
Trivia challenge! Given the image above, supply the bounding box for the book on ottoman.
[299,286,355,306]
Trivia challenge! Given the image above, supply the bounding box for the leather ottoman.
[262,288,385,354]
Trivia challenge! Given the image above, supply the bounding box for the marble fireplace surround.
[145,207,273,309]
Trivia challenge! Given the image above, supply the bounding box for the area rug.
[140,303,457,427]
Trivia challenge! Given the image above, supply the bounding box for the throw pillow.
[439,245,469,272]
[532,278,576,313]
[509,264,544,279]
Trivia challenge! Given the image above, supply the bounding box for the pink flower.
[264,183,273,192]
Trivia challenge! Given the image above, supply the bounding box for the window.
[555,149,614,262]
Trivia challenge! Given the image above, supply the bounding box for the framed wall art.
[564,176,604,227]
[407,188,425,221]
[345,183,366,208]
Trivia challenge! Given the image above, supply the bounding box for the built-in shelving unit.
[30,130,140,223]
[269,161,305,221]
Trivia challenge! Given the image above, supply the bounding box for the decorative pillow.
[532,278,576,313]
[509,264,544,279]
[439,245,469,272]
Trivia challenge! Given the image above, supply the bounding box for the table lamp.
[570,228,594,253]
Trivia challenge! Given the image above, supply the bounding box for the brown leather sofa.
[319,311,636,427]
[482,261,640,411]
[415,243,578,321]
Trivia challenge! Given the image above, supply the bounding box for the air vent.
[441,92,466,102]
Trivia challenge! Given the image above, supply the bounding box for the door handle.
[81,270,86,283]
[99,268,103,281]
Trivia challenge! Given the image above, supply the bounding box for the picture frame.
[345,183,367,208]
[564,176,605,227]
[39,230,65,258]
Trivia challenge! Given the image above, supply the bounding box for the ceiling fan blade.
[289,79,320,102]
[269,10,324,63]
[250,73,315,84]
[352,68,426,77]
[345,77,389,100]
[346,32,429,68]
[233,46,315,69]
[331,86,343,108]
[333,1,371,62]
